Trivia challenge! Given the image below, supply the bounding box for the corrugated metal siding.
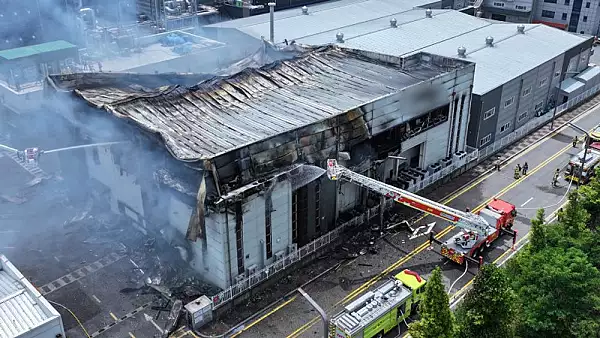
[0,271,49,338]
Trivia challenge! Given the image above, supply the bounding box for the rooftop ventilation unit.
[517,24,525,33]
[390,18,397,27]
[302,6,308,14]
[336,32,344,43]
[426,8,432,18]
[486,36,494,46]
[458,46,467,57]
[268,2,275,43]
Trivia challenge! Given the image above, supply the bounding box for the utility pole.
[567,122,590,185]
[297,288,328,338]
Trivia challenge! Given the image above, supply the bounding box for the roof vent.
[425,8,432,18]
[336,32,344,43]
[457,46,467,57]
[390,18,397,27]
[476,10,483,17]
[485,36,494,46]
[517,24,525,33]
[301,6,308,14]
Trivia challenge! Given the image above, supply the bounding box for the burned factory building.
[43,45,475,290]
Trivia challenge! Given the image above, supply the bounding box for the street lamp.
[566,122,590,185]
[297,288,328,338]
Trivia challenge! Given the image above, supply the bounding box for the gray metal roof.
[575,65,600,82]
[422,24,588,94]
[560,78,585,93]
[52,46,458,161]
[206,0,440,45]
[212,5,589,95]
[0,256,60,338]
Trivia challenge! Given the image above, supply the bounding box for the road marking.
[92,295,102,303]
[110,312,118,321]
[521,197,534,207]
[248,104,600,338]
[144,313,165,334]
[231,296,298,337]
[130,258,145,274]
[38,252,125,295]
[128,332,136,338]
[187,331,200,338]
[54,256,60,263]
[287,136,578,338]
[89,302,152,337]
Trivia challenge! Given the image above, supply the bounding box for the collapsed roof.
[46,44,463,165]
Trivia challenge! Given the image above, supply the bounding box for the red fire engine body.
[326,159,517,265]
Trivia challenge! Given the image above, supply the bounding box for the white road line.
[521,197,534,207]
[129,259,139,268]
[54,256,60,262]
[0,230,19,233]
[144,313,164,334]
[92,295,102,303]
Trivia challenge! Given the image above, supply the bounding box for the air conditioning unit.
[234,274,246,284]
[246,264,258,276]
[440,158,453,168]
[453,151,467,167]
[274,251,285,261]
[288,243,298,254]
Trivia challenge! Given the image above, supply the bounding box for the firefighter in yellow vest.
[514,165,521,179]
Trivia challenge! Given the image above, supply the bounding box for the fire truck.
[326,159,517,266]
[564,142,600,184]
[329,269,426,338]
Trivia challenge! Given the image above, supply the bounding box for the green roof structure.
[0,40,77,61]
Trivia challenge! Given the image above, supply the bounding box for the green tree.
[455,265,515,338]
[409,267,454,338]
[508,247,600,338]
[529,208,547,253]
[578,168,600,228]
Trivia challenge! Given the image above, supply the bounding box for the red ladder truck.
[326,159,517,266]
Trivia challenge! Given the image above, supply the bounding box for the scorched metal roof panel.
[57,46,461,162]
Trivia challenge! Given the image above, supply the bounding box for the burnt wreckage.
[45,44,475,292]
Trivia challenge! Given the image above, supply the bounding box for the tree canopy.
[409,267,455,338]
[455,264,515,338]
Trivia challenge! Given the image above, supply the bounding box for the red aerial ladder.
[326,159,517,265]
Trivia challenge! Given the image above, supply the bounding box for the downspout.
[446,91,457,157]
[513,78,524,129]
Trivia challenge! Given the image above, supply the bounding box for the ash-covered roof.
[47,45,457,162]
[0,255,62,338]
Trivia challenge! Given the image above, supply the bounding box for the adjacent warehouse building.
[45,45,475,290]
[0,255,65,338]
[206,4,595,149]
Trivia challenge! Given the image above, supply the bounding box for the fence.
[210,82,600,310]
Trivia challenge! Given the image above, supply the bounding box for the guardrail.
[210,82,600,310]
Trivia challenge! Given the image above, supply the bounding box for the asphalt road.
[231,99,600,338]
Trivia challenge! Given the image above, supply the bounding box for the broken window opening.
[292,191,298,244]
[235,201,244,275]
[265,195,273,260]
[92,147,100,165]
[315,182,321,235]
[373,103,450,156]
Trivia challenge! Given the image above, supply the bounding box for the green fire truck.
[328,269,426,338]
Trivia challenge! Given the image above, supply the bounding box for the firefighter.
[514,165,521,179]
[493,160,501,171]
[552,169,560,187]
[522,162,529,176]
[465,207,470,212]
[573,136,578,148]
